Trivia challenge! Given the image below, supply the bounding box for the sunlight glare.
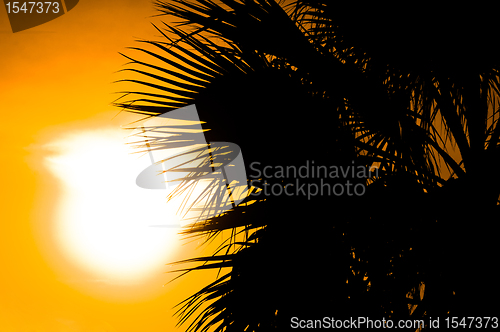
[44,128,184,281]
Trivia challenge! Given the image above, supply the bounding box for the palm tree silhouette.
[115,1,500,331]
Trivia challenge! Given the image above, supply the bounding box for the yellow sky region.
[0,1,225,331]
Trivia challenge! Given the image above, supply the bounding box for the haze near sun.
[44,125,184,282]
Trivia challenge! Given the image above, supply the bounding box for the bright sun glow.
[44,127,186,281]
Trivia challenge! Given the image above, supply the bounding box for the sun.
[44,127,185,281]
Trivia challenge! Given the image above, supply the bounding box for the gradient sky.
[0,1,472,331]
[0,1,224,331]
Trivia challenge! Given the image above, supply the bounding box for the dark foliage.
[115,1,500,331]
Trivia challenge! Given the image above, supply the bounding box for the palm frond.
[116,1,500,330]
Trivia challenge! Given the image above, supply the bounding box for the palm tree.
[115,1,500,330]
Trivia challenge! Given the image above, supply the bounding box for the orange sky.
[0,1,474,330]
[0,1,223,331]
